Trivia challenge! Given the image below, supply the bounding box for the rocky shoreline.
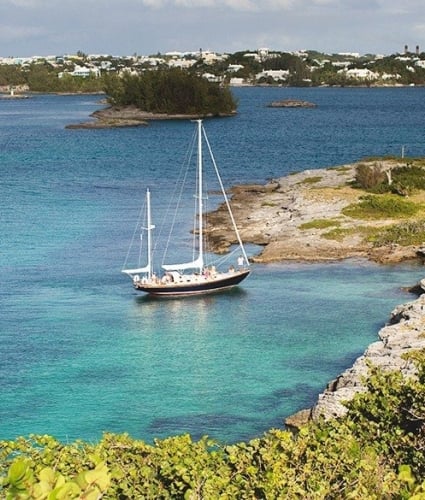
[65,105,236,129]
[206,159,424,264]
[285,281,425,429]
[267,99,317,108]
[205,158,425,429]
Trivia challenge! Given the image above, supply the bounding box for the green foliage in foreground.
[343,194,421,219]
[1,351,425,499]
[103,69,237,116]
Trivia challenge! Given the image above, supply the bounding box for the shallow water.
[1,88,425,443]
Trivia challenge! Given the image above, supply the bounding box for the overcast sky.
[1,0,424,57]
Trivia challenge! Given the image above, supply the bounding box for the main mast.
[146,187,153,279]
[197,119,204,274]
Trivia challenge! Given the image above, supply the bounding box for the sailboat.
[122,119,250,297]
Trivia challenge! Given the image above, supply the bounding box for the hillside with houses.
[1,46,425,94]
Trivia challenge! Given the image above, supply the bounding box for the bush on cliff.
[1,351,424,498]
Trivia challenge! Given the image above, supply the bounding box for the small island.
[66,69,237,129]
[267,99,317,108]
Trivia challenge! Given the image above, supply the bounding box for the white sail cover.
[122,265,150,276]
[162,255,203,272]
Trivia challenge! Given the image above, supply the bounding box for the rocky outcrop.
[267,99,317,108]
[66,105,236,129]
[206,160,422,264]
[285,280,425,428]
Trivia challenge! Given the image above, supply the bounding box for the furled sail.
[122,265,150,276]
[162,255,203,272]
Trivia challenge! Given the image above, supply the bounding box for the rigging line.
[211,246,240,267]
[202,125,250,266]
[122,194,147,270]
[152,126,195,260]
[160,126,198,265]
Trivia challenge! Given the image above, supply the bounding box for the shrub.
[1,354,424,499]
[391,165,425,195]
[299,219,340,230]
[354,163,387,190]
[370,219,425,246]
[342,194,420,219]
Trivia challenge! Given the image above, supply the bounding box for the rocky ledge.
[286,281,425,429]
[206,159,424,264]
[65,105,236,129]
[267,99,317,108]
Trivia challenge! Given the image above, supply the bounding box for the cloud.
[0,24,46,40]
[140,0,295,9]
[3,0,41,6]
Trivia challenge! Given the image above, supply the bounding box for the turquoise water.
[1,88,425,444]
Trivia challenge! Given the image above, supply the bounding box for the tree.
[104,69,237,116]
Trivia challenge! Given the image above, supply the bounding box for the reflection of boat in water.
[122,119,250,297]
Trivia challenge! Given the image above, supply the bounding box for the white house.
[256,69,290,81]
[340,68,378,80]
[70,65,100,78]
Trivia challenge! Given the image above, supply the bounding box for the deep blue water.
[1,87,425,444]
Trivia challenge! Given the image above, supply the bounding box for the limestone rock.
[310,293,425,422]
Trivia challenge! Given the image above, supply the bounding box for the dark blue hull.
[134,269,250,297]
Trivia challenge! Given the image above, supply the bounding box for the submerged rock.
[268,99,317,108]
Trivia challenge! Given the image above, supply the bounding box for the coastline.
[285,281,425,429]
[206,159,425,430]
[63,101,425,430]
[65,104,237,129]
[206,159,424,265]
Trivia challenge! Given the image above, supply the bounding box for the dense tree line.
[0,63,105,93]
[1,350,424,498]
[103,69,236,115]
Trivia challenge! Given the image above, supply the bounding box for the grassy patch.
[299,219,341,230]
[298,176,323,185]
[369,219,425,247]
[321,227,353,241]
[342,194,420,219]
[322,225,378,242]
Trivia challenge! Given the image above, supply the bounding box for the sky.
[0,0,424,58]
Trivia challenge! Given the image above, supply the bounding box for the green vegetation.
[353,161,425,196]
[103,69,237,115]
[322,227,354,241]
[0,63,105,93]
[343,194,420,219]
[370,219,425,247]
[322,225,379,242]
[353,162,387,191]
[299,218,340,230]
[2,48,425,97]
[1,351,424,498]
